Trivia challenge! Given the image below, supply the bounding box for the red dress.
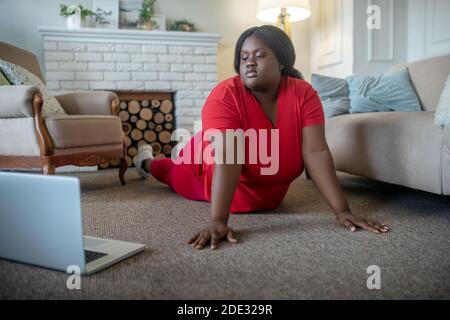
[149,75,325,213]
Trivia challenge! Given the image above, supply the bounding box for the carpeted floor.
[1,169,449,299]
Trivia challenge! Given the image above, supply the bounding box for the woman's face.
[239,35,282,91]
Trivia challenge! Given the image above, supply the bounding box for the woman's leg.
[149,158,206,201]
[138,131,206,201]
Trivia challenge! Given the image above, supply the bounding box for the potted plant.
[60,4,94,29]
[137,0,157,30]
[169,19,197,32]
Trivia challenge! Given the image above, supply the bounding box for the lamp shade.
[257,0,311,23]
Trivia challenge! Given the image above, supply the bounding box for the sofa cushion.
[45,115,123,149]
[325,111,444,194]
[392,55,450,112]
[346,68,421,113]
[311,74,351,118]
[0,59,67,117]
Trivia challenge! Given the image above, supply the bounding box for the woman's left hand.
[336,211,389,234]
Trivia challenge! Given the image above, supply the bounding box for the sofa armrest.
[0,85,40,118]
[54,91,119,116]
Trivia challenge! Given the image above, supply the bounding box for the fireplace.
[97,90,176,169]
[39,27,221,135]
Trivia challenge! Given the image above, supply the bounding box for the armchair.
[0,42,127,185]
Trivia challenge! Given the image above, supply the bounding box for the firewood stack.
[99,92,176,169]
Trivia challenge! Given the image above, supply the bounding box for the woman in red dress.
[134,25,389,250]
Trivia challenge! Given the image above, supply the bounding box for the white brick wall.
[145,63,170,72]
[132,72,158,81]
[43,37,219,132]
[159,72,184,81]
[104,72,131,81]
[76,71,103,80]
[61,81,89,90]
[46,71,75,81]
[59,42,86,51]
[60,62,87,71]
[88,62,115,71]
[131,54,158,63]
[87,43,114,52]
[74,52,102,61]
[158,54,184,64]
[143,45,167,54]
[103,53,131,62]
[145,81,171,91]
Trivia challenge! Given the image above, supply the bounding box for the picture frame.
[119,0,166,30]
[119,0,141,29]
[92,0,119,29]
[150,14,166,31]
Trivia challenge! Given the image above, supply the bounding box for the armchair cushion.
[0,58,67,118]
[54,91,118,116]
[0,85,39,118]
[45,115,123,149]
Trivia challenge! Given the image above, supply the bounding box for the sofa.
[325,54,450,195]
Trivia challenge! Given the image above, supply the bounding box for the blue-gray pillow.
[311,74,351,118]
[346,68,421,113]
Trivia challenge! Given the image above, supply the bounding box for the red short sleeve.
[202,87,241,131]
[302,86,325,128]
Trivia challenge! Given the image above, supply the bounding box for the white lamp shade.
[257,0,311,23]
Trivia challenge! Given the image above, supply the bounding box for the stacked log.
[100,95,176,169]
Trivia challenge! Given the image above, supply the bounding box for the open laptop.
[0,171,145,275]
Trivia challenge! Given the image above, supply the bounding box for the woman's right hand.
[188,221,238,250]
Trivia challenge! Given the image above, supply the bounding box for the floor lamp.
[257,0,311,38]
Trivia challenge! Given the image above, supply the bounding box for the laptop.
[0,171,145,275]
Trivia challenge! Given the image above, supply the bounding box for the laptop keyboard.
[84,250,107,263]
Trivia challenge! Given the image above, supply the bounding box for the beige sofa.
[325,54,450,195]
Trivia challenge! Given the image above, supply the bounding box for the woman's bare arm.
[210,161,242,224]
[189,132,242,249]
[302,125,388,233]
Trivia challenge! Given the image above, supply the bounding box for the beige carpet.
[1,169,449,299]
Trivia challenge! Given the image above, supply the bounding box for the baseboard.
[3,165,99,173]
[56,165,98,173]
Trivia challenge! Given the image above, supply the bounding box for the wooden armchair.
[0,42,127,184]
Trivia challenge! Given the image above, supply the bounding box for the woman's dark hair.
[234,25,304,80]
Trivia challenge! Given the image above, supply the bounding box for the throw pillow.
[311,73,351,118]
[435,75,450,128]
[346,68,422,113]
[0,59,67,117]
[0,69,11,86]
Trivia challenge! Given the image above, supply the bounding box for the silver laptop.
[0,171,145,275]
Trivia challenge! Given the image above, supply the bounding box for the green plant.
[169,19,197,32]
[139,0,157,18]
[59,4,94,21]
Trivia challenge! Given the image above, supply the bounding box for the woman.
[134,25,389,250]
